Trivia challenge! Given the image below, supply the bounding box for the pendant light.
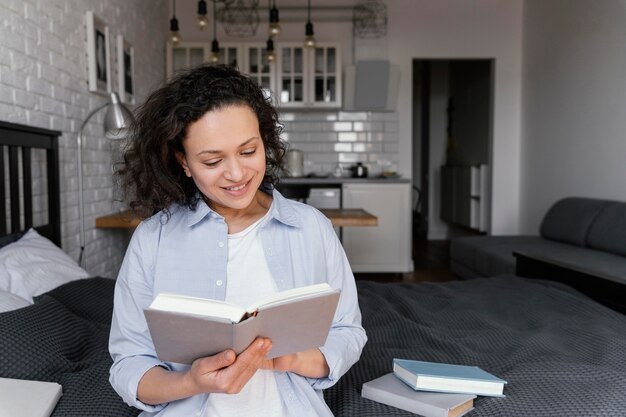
[268,0,281,38]
[266,37,276,63]
[197,0,209,30]
[170,0,180,44]
[211,0,220,63]
[304,0,315,48]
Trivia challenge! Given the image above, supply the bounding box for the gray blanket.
[325,276,626,416]
[0,278,139,417]
[2,276,624,416]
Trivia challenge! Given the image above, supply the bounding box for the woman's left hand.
[260,348,330,378]
[261,354,297,373]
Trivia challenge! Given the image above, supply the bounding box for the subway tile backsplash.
[279,111,399,176]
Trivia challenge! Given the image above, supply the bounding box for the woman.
[109,64,367,417]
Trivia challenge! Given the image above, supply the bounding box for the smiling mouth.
[223,181,248,192]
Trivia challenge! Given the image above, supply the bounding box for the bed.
[2,122,626,417]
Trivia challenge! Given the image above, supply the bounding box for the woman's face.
[177,104,266,213]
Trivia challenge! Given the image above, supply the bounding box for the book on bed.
[362,373,475,417]
[0,377,62,417]
[393,359,507,397]
[144,283,340,364]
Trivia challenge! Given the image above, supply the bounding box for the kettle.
[351,162,368,178]
[286,149,304,177]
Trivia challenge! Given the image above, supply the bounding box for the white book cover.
[0,377,62,417]
[362,373,475,417]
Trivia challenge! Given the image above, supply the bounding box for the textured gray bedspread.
[324,275,626,416]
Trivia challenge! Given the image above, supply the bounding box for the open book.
[144,283,341,364]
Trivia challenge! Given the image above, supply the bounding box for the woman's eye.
[204,160,221,167]
[241,149,256,156]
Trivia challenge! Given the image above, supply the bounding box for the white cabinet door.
[276,42,341,108]
[242,43,277,103]
[309,44,341,108]
[165,42,242,79]
[342,183,413,273]
[276,43,308,108]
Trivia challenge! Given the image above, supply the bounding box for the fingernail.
[257,340,265,349]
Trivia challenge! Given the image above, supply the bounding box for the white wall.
[520,0,626,233]
[0,0,167,278]
[387,0,524,235]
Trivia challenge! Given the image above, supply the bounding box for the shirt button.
[218,241,224,247]
[216,280,223,286]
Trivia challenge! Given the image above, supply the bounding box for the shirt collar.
[185,188,301,228]
[268,188,301,228]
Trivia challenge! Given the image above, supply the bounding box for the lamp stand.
[77,103,108,268]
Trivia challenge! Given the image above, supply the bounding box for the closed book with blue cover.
[393,359,506,397]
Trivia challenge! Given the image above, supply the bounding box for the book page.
[149,293,247,323]
[247,283,334,312]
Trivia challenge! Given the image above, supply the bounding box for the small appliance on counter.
[285,149,304,177]
[351,162,368,178]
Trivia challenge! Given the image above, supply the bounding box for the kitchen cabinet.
[241,43,277,102]
[166,42,341,109]
[276,42,341,108]
[341,183,413,273]
[166,42,242,78]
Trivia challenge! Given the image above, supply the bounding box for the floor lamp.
[77,92,134,267]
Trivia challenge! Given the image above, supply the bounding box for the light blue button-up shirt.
[109,189,367,416]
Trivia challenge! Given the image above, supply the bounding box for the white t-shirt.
[204,212,289,417]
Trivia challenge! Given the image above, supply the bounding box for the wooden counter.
[96,208,377,229]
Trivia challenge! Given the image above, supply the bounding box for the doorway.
[412,59,494,243]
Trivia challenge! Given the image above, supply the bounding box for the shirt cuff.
[112,356,172,412]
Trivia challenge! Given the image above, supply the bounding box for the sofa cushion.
[586,202,626,257]
[539,197,615,246]
[451,236,556,278]
[519,245,626,286]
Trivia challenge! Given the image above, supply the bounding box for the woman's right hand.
[185,337,273,396]
[137,337,272,405]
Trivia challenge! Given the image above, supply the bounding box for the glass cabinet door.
[277,43,307,107]
[169,44,206,77]
[310,44,341,107]
[167,42,242,78]
[242,43,276,102]
[217,44,241,68]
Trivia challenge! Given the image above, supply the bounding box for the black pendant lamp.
[211,0,220,63]
[197,0,209,30]
[266,37,276,63]
[170,0,180,44]
[304,0,315,48]
[268,0,281,38]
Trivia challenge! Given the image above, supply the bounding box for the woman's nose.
[223,158,244,181]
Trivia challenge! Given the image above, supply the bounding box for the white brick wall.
[281,111,400,176]
[0,0,167,278]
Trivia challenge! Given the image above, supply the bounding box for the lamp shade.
[103,92,134,139]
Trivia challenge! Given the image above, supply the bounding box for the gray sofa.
[450,197,626,284]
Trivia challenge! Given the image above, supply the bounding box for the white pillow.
[0,290,31,312]
[0,229,89,301]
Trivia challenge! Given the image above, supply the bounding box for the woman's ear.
[175,151,192,177]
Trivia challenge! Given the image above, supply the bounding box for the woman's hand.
[185,337,272,395]
[260,348,330,379]
[137,337,272,405]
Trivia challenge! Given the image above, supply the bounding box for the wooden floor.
[354,240,457,283]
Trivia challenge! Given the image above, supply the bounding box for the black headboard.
[0,121,61,247]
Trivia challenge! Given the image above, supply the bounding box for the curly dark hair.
[116,64,286,218]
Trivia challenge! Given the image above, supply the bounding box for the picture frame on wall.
[86,11,111,95]
[117,35,135,104]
